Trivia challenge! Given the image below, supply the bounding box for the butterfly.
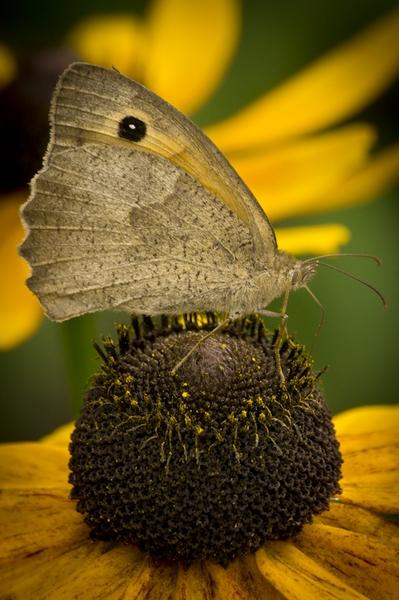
[21,61,320,335]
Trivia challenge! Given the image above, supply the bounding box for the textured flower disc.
[69,314,342,564]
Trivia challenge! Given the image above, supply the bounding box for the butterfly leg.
[256,305,289,384]
[170,317,230,375]
[256,309,288,319]
[272,289,291,387]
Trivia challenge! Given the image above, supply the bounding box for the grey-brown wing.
[44,61,276,263]
[21,144,256,321]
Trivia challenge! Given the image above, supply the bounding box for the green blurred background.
[1,0,398,441]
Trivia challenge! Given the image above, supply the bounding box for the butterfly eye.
[118,116,147,142]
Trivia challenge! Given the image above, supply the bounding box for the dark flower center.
[69,314,342,564]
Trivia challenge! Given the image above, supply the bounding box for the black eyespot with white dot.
[118,116,147,142]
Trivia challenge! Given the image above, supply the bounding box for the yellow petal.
[67,14,147,79]
[334,404,399,436]
[124,557,176,599]
[174,562,214,599]
[339,475,399,514]
[207,8,399,152]
[0,540,143,600]
[206,561,250,599]
[41,422,75,448]
[231,125,375,221]
[145,0,240,114]
[323,142,399,207]
[225,555,283,600]
[64,546,145,599]
[256,542,366,599]
[0,490,86,562]
[0,443,69,490]
[0,193,42,349]
[319,502,399,550]
[275,224,351,256]
[338,425,399,513]
[0,542,101,600]
[0,43,16,88]
[295,521,399,600]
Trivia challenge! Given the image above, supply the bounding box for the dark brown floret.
[69,314,342,565]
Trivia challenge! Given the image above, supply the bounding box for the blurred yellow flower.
[68,0,399,241]
[0,194,42,350]
[0,43,16,87]
[2,0,399,349]
[1,404,398,598]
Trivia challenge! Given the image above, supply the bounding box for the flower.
[0,44,16,87]
[1,315,398,598]
[2,1,399,348]
[68,1,399,252]
[0,49,75,350]
[0,45,39,350]
[0,193,42,349]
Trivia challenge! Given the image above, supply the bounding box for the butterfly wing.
[21,144,257,321]
[43,62,276,262]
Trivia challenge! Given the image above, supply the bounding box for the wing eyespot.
[118,116,146,142]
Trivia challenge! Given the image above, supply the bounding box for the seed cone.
[69,314,342,564]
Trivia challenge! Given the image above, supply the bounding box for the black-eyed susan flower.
[0,48,73,350]
[0,46,42,350]
[0,46,41,349]
[1,0,399,348]
[1,315,398,598]
[0,193,42,349]
[0,44,16,87]
[68,0,399,255]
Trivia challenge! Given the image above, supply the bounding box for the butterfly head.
[290,259,319,290]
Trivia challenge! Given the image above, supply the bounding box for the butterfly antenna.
[318,262,386,307]
[303,285,325,351]
[303,252,382,266]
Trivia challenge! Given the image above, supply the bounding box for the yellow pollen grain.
[256,396,266,407]
[182,391,190,399]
